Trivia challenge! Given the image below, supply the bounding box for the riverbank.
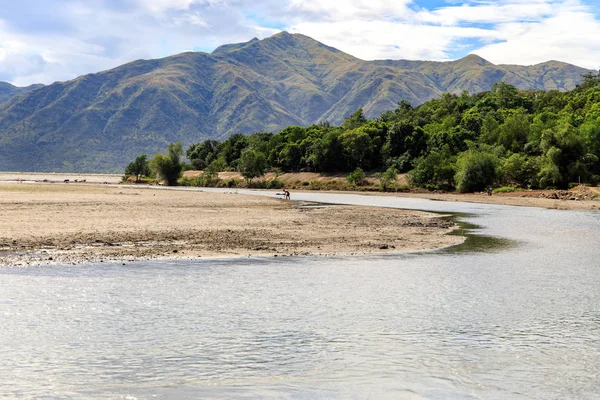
[373,187,600,211]
[0,183,461,266]
[2,171,598,211]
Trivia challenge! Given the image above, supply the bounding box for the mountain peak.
[455,54,493,67]
[212,37,259,54]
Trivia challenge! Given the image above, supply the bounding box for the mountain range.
[0,32,591,172]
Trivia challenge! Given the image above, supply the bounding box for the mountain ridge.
[0,32,592,172]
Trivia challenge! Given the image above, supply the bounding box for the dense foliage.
[148,142,184,186]
[130,75,600,191]
[124,154,150,183]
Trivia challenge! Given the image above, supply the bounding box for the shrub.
[268,178,285,189]
[454,149,499,193]
[347,167,366,185]
[538,162,562,189]
[225,178,239,188]
[409,148,456,191]
[493,186,523,194]
[379,167,398,191]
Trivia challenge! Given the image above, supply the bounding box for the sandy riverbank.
[0,183,461,266]
[376,188,600,211]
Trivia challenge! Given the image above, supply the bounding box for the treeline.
[127,73,600,192]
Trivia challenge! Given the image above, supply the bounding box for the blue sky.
[0,0,599,86]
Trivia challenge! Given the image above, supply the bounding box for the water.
[1,192,599,399]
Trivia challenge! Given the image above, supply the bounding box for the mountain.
[0,82,43,104]
[0,32,592,172]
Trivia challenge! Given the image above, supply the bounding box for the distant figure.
[284,189,290,200]
[488,187,493,196]
[64,179,69,183]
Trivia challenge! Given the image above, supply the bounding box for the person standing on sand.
[284,189,290,200]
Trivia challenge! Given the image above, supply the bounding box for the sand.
[0,183,461,266]
[376,188,600,211]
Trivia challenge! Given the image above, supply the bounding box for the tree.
[454,149,499,193]
[149,142,184,186]
[498,111,530,152]
[501,153,540,188]
[124,154,150,183]
[340,129,373,169]
[342,108,367,130]
[379,167,398,191]
[221,134,249,169]
[409,147,456,191]
[238,150,267,183]
[278,143,303,171]
[186,140,221,170]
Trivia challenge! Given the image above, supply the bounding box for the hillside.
[0,82,43,104]
[0,32,591,172]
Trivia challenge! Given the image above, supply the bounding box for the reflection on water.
[441,214,515,254]
[1,193,599,399]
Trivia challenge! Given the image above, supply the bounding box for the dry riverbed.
[0,183,461,266]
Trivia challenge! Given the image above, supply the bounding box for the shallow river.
[1,192,599,399]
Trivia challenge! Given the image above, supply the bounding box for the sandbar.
[0,183,461,266]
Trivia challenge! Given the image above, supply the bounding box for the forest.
[127,73,600,192]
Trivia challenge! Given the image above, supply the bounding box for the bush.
[308,180,325,190]
[409,148,456,191]
[225,178,239,188]
[501,153,541,188]
[493,186,523,193]
[268,178,285,189]
[454,149,499,193]
[379,167,398,191]
[248,180,268,189]
[347,167,366,185]
[538,162,562,188]
[149,143,184,186]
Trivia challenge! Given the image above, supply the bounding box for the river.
[1,192,599,399]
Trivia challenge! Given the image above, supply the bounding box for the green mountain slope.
[0,32,592,172]
[0,82,43,104]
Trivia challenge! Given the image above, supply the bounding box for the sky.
[1,0,599,86]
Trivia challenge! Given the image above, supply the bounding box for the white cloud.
[418,1,554,25]
[475,6,600,67]
[286,0,415,21]
[142,0,199,13]
[0,0,599,86]
[288,0,600,67]
[289,20,495,60]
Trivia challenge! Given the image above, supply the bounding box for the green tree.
[379,167,398,191]
[454,148,499,193]
[186,140,221,170]
[221,134,249,169]
[342,108,368,130]
[149,142,184,186]
[238,150,267,183]
[498,111,530,152]
[278,143,303,171]
[340,129,373,169]
[409,146,456,191]
[501,153,540,188]
[124,154,150,183]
